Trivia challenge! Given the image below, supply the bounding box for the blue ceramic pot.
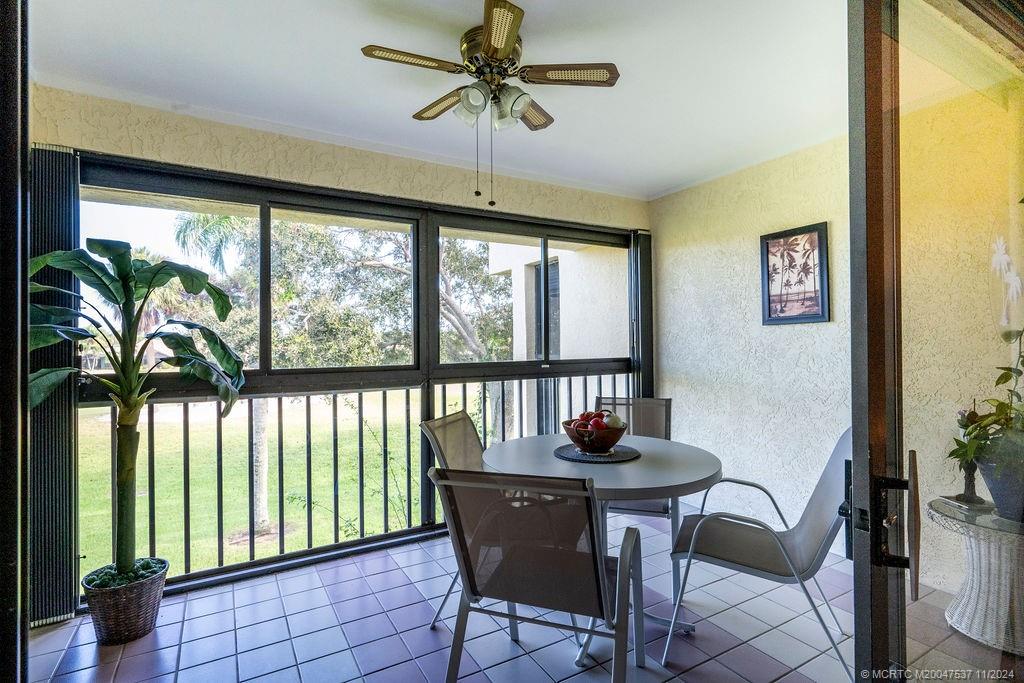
[977,458,1024,522]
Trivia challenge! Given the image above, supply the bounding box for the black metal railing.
[78,372,631,586]
[435,373,632,446]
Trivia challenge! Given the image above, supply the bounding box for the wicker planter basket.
[82,558,168,645]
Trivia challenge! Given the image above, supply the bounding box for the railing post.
[419,381,436,526]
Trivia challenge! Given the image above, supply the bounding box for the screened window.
[547,240,630,360]
[79,187,260,370]
[533,261,561,359]
[438,228,541,363]
[270,208,415,369]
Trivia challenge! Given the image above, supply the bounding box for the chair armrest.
[685,512,801,579]
[614,526,641,627]
[700,478,790,528]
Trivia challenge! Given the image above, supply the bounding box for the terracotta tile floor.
[27,511,1022,682]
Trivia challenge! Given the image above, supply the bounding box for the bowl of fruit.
[562,410,628,455]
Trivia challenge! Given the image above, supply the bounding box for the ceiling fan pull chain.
[475,118,481,197]
[489,119,496,207]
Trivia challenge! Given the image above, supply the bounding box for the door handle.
[870,450,921,601]
[907,450,920,602]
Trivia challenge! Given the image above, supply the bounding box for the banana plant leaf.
[162,354,240,415]
[203,282,232,322]
[28,367,79,409]
[133,260,208,298]
[29,282,83,299]
[165,319,243,382]
[86,238,134,280]
[146,330,202,360]
[30,303,95,326]
[29,253,55,277]
[39,249,125,304]
[29,324,94,351]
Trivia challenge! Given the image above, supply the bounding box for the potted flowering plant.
[30,239,244,644]
[950,330,1024,522]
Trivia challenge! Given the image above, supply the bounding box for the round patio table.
[482,433,722,502]
[482,433,723,613]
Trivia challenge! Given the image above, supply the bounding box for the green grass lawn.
[77,389,444,582]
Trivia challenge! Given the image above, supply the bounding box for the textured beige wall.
[649,88,1014,592]
[650,140,852,544]
[29,84,648,231]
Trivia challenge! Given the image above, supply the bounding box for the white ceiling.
[28,0,849,200]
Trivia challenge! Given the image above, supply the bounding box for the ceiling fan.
[361,0,620,131]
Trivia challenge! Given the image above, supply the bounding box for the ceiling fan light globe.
[491,102,518,131]
[453,103,480,127]
[499,85,532,119]
[460,81,491,114]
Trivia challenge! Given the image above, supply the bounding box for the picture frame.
[760,222,830,325]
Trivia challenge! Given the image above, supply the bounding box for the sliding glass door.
[851,0,1024,676]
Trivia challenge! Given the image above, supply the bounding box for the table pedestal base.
[943,523,1024,655]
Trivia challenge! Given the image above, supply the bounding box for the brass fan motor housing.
[460,25,522,74]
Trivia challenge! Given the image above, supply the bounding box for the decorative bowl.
[562,419,627,455]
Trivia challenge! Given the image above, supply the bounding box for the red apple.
[590,417,607,430]
[579,411,595,421]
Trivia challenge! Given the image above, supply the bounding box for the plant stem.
[114,286,142,573]
[1012,334,1024,418]
[114,424,139,573]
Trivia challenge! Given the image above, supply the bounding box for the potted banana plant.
[30,238,244,645]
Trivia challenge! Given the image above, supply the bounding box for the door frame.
[850,0,1024,675]
[0,0,30,679]
[848,0,907,675]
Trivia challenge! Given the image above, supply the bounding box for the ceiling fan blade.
[517,63,620,87]
[482,0,525,61]
[413,87,467,121]
[521,100,553,131]
[361,45,465,74]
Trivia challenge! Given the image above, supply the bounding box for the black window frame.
[263,200,420,374]
[533,259,560,361]
[76,151,647,404]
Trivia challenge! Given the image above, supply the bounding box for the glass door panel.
[865,0,1024,676]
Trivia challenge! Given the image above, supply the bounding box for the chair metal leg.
[610,619,629,683]
[574,617,597,667]
[430,573,459,629]
[812,576,849,636]
[506,602,519,641]
[669,497,681,597]
[569,613,581,646]
[661,551,697,666]
[796,575,853,682]
[630,549,646,669]
[447,592,470,683]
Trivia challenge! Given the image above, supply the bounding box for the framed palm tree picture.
[760,222,830,325]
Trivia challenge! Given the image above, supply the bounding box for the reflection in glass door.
[856,0,1024,676]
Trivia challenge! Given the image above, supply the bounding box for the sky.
[78,200,241,310]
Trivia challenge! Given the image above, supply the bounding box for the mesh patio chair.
[420,412,487,630]
[429,466,646,683]
[596,396,673,519]
[660,428,854,681]
[420,411,584,636]
[594,398,681,577]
